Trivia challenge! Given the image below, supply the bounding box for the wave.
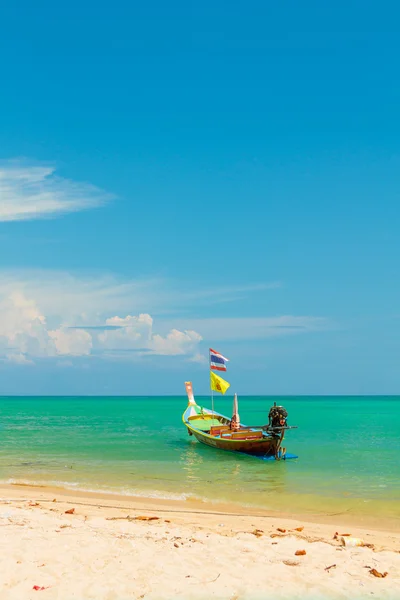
[0,478,195,502]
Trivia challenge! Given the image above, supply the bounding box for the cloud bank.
[0,161,112,221]
[0,270,327,366]
[0,289,202,365]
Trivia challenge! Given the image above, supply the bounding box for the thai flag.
[209,348,229,372]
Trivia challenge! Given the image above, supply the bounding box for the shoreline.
[1,484,399,599]
[2,476,399,525]
[1,483,400,542]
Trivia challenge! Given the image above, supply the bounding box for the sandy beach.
[0,484,398,599]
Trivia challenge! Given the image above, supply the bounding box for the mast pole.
[209,349,214,418]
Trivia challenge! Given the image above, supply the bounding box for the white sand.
[0,485,399,599]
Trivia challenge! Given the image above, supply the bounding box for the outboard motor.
[268,402,288,428]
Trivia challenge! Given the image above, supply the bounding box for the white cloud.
[98,314,153,350]
[98,314,202,356]
[150,329,202,356]
[0,289,94,361]
[49,328,92,356]
[0,161,112,222]
[0,291,54,358]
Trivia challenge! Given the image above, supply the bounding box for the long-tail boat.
[182,381,297,459]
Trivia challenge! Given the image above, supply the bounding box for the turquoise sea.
[0,396,399,521]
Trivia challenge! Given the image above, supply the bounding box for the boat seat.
[210,425,231,436]
[227,430,264,440]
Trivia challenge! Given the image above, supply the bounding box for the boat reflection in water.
[179,435,291,506]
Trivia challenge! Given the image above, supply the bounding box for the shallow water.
[0,396,399,519]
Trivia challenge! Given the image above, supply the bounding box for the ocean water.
[0,396,399,520]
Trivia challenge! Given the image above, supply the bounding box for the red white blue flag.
[209,348,229,372]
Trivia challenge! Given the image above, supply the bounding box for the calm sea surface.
[0,396,399,519]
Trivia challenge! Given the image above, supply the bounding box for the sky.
[0,1,399,395]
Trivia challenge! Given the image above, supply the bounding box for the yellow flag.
[210,371,230,395]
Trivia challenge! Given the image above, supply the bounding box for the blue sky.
[0,1,399,395]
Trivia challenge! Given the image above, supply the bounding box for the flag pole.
[209,349,214,418]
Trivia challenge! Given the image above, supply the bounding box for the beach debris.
[164,519,171,523]
[104,515,161,522]
[174,542,179,548]
[325,564,336,572]
[251,529,264,537]
[333,532,351,540]
[270,533,285,538]
[52,498,57,502]
[340,537,364,547]
[283,560,300,567]
[65,508,75,515]
[277,528,286,533]
[369,568,388,578]
[295,550,307,556]
[60,524,71,529]
[38,564,46,568]
[292,526,304,532]
[29,502,40,507]
[190,574,221,584]
[32,585,50,591]
[272,542,278,545]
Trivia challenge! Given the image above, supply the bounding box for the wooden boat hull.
[182,403,282,457]
[190,426,279,456]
